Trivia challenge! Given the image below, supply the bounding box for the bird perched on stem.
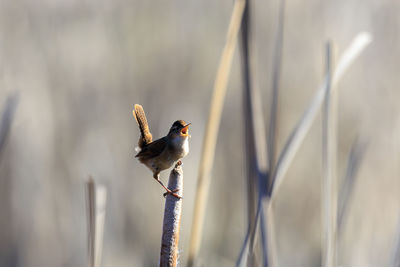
[132,104,190,199]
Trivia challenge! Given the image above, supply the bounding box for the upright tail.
[132,104,152,148]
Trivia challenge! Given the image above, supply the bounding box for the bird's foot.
[163,188,182,199]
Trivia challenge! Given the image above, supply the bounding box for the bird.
[132,104,190,199]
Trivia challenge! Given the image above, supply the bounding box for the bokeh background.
[1,0,400,266]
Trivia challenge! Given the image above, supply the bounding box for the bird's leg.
[153,173,181,199]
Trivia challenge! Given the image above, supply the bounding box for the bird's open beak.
[180,123,191,137]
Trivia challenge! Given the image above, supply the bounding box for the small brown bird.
[132,104,190,198]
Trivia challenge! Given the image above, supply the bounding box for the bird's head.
[168,120,191,139]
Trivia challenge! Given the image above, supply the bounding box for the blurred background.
[0,0,399,266]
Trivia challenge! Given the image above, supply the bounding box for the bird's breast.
[169,136,189,160]
[181,138,189,157]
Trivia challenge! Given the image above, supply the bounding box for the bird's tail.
[132,104,152,148]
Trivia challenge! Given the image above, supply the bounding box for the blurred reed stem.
[322,42,337,267]
[239,0,269,265]
[236,198,261,267]
[0,93,19,161]
[240,0,257,238]
[187,0,246,265]
[159,164,183,267]
[269,32,372,200]
[337,137,368,232]
[392,218,400,267]
[86,178,107,267]
[267,0,285,186]
[237,32,371,267]
[237,0,285,265]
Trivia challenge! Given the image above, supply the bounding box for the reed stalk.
[337,138,368,231]
[0,93,19,160]
[159,163,184,267]
[269,32,372,199]
[267,0,285,185]
[237,32,372,267]
[187,0,246,265]
[86,178,107,267]
[322,41,337,267]
[239,0,269,265]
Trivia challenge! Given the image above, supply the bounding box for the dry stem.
[160,163,183,267]
[187,0,246,265]
[86,178,107,267]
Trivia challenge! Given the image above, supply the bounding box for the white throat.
[171,136,189,159]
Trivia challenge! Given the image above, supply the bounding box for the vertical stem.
[322,42,337,267]
[269,33,371,200]
[87,179,96,267]
[187,1,246,265]
[240,0,270,265]
[160,164,183,267]
[0,93,19,161]
[337,138,368,232]
[391,218,400,267]
[86,178,107,267]
[267,0,285,185]
[240,0,274,265]
[240,0,258,242]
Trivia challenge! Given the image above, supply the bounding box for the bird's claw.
[163,189,182,199]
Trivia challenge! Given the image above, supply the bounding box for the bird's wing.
[135,137,167,160]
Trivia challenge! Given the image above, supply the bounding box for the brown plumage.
[135,137,168,162]
[132,104,191,199]
[132,104,152,149]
